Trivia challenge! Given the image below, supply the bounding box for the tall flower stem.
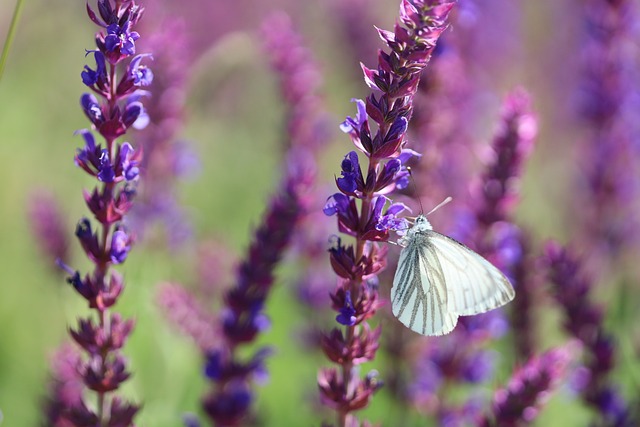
[320,1,456,425]
[48,1,153,425]
[544,242,637,427]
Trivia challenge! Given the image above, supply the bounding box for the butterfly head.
[413,214,432,231]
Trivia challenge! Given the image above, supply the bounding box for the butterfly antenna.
[406,167,425,215]
[426,196,453,216]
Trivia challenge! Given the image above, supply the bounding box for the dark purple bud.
[371,116,408,159]
[97,149,115,183]
[96,0,115,26]
[386,115,408,142]
[122,101,144,129]
[203,380,252,426]
[75,218,101,263]
[110,228,131,264]
[222,307,271,344]
[204,350,223,381]
[80,93,104,127]
[81,51,107,87]
[336,291,357,326]
[337,151,363,194]
[67,271,85,292]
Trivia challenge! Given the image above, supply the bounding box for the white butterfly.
[391,204,515,336]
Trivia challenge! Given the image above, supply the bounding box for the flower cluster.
[479,342,578,427]
[459,89,537,348]
[544,242,636,426]
[51,0,152,424]
[128,14,196,248]
[402,89,537,421]
[261,11,336,351]
[200,153,314,425]
[575,0,640,260]
[320,1,455,425]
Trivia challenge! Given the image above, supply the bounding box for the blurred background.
[0,0,639,426]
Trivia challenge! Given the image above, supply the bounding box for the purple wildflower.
[459,89,537,346]
[47,1,152,423]
[480,342,578,427]
[262,11,338,355]
[573,0,640,262]
[319,1,456,425]
[469,89,537,247]
[201,147,314,425]
[544,242,637,426]
[127,15,195,249]
[261,12,332,152]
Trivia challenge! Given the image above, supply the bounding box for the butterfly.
[391,204,515,336]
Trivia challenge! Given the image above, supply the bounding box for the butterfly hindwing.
[425,230,515,316]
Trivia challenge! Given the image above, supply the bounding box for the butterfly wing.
[425,230,515,316]
[391,235,458,336]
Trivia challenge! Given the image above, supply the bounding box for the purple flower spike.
[43,1,150,423]
[480,343,578,427]
[320,1,456,424]
[200,132,312,424]
[544,242,636,426]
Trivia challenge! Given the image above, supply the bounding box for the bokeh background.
[0,0,639,426]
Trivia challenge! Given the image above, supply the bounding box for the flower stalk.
[320,1,456,425]
[50,1,153,424]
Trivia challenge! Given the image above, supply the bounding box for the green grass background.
[0,0,639,426]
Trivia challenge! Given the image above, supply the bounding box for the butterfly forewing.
[426,230,515,316]
[391,233,458,336]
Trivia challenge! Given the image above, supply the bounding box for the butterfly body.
[391,214,515,336]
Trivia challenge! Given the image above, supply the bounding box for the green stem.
[0,0,25,82]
